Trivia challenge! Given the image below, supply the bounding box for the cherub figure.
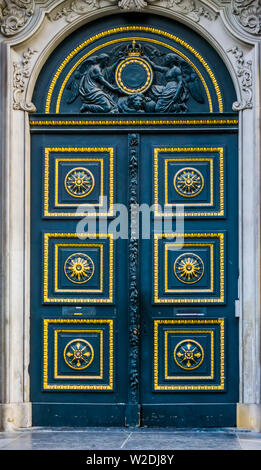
[118,93,146,113]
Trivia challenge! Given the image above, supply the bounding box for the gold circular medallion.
[64,167,95,198]
[174,167,204,198]
[63,338,94,370]
[174,253,204,284]
[64,253,95,284]
[174,339,204,370]
[115,57,153,95]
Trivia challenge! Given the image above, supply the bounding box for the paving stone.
[122,432,241,450]
[1,431,130,450]
[238,439,261,450]
[0,428,260,450]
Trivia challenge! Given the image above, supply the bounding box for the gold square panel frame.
[44,147,114,217]
[154,233,225,303]
[154,147,224,217]
[154,319,225,391]
[43,233,114,303]
[43,318,113,391]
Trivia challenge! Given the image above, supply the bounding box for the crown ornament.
[126,40,143,57]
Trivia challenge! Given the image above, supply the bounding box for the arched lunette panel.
[32,13,237,115]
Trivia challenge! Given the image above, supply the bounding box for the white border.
[0,0,260,430]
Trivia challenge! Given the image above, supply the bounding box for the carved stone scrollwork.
[50,0,151,23]
[50,0,156,23]
[13,47,37,112]
[165,0,218,23]
[0,0,35,36]
[49,0,112,23]
[50,0,217,23]
[227,46,253,111]
[5,0,260,40]
[119,0,149,8]
[232,0,261,35]
[118,0,217,20]
[119,0,169,9]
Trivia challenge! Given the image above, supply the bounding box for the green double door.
[30,122,238,426]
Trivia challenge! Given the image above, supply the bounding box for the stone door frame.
[0,0,260,430]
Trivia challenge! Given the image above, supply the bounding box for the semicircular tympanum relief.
[33,14,236,115]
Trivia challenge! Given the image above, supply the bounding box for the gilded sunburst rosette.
[64,167,95,198]
[64,253,95,284]
[174,253,204,284]
[174,339,204,370]
[63,339,94,370]
[174,167,204,198]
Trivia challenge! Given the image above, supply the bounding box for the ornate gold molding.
[154,319,225,391]
[43,318,114,390]
[154,232,225,304]
[30,119,239,126]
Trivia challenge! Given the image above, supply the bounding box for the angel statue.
[66,53,119,113]
[145,52,205,113]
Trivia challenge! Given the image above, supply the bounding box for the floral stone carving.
[227,46,253,111]
[232,0,261,35]
[13,47,37,112]
[0,0,35,36]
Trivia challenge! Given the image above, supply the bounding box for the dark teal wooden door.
[30,13,239,427]
[30,132,130,425]
[30,123,238,427]
[139,130,238,426]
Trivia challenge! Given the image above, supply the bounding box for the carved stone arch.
[14,3,253,117]
[32,17,237,115]
[0,1,261,431]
